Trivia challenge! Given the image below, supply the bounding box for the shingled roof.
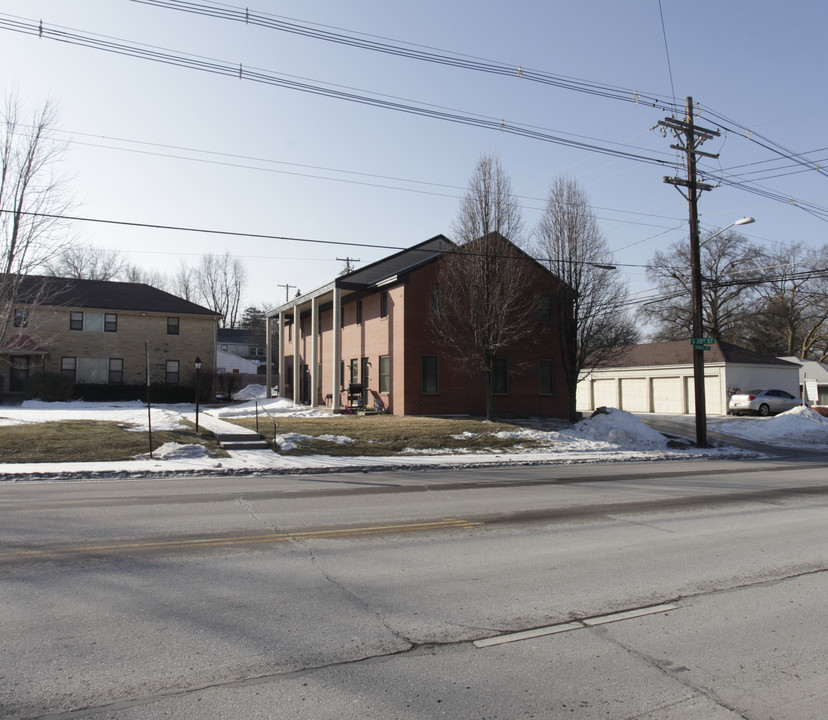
[600,340,798,368]
[10,275,220,316]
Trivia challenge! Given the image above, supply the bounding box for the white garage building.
[577,340,801,416]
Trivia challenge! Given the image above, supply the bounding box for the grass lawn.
[225,414,564,456]
[1,420,227,464]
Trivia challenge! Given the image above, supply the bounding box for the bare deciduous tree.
[44,244,128,281]
[196,251,246,328]
[533,176,639,420]
[638,229,764,343]
[747,242,828,361]
[170,261,197,301]
[1,96,74,351]
[431,155,537,420]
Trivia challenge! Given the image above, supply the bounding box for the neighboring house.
[216,328,269,373]
[779,357,828,407]
[577,340,801,416]
[266,234,573,417]
[216,348,259,375]
[1,275,220,397]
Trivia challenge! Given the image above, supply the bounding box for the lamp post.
[691,216,755,447]
[194,356,202,434]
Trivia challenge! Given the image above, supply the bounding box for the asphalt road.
[2,456,827,719]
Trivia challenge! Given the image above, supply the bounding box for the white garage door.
[686,375,723,415]
[593,379,617,408]
[652,377,683,414]
[620,378,648,412]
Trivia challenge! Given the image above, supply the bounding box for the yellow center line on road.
[0,518,484,560]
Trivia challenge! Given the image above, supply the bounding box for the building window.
[104,313,118,332]
[540,359,555,395]
[13,308,28,328]
[356,300,363,324]
[221,344,228,351]
[166,360,180,385]
[380,291,388,318]
[350,358,359,384]
[539,297,552,323]
[70,311,84,331]
[493,358,508,394]
[340,303,345,328]
[167,317,179,335]
[109,358,124,384]
[429,286,443,316]
[421,355,439,394]
[379,355,390,393]
[339,360,345,389]
[61,357,77,381]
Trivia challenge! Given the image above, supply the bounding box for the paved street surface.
[2,456,827,719]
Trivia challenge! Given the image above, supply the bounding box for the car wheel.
[758,403,771,416]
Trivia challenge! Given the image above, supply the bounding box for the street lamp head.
[194,356,202,370]
[733,217,755,226]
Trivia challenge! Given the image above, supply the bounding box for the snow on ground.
[716,405,828,447]
[0,393,825,480]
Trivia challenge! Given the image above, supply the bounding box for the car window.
[766,390,780,397]
[746,389,762,395]
[779,391,794,399]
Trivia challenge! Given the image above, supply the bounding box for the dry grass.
[225,414,560,456]
[0,420,226,463]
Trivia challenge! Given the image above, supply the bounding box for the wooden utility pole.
[659,96,720,447]
[277,283,297,302]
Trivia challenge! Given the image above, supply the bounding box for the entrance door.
[9,356,29,392]
[361,357,370,406]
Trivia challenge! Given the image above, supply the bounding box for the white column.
[278,311,286,398]
[331,288,341,412]
[310,296,319,408]
[293,301,301,403]
[265,314,273,398]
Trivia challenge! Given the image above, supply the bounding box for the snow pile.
[565,408,668,449]
[207,397,329,419]
[231,384,276,400]
[274,433,354,451]
[723,405,828,447]
[0,400,187,431]
[135,442,214,460]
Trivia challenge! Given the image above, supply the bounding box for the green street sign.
[690,337,715,347]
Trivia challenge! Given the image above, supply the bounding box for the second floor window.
[429,286,444,316]
[380,291,388,318]
[356,300,363,324]
[167,317,179,335]
[14,308,28,327]
[70,311,84,331]
[104,313,118,332]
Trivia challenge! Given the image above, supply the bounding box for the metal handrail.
[254,398,278,439]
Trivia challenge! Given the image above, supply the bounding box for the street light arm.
[702,217,755,246]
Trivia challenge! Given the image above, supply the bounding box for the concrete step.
[216,432,270,451]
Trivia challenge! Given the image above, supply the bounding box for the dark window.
[429,286,444,316]
[380,291,388,318]
[493,358,508,394]
[61,356,77,381]
[13,308,28,328]
[166,360,180,385]
[167,317,180,335]
[340,303,345,328]
[339,360,345,389]
[70,311,84,331]
[539,359,555,395]
[379,355,390,393]
[356,300,363,324]
[421,355,439,394]
[104,313,117,332]
[109,358,124,384]
[539,297,552,323]
[350,358,359,383]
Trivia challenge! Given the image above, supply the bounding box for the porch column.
[331,287,341,412]
[265,314,273,398]
[292,301,301,403]
[278,311,286,398]
[310,296,319,407]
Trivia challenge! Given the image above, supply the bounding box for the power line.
[0,13,674,168]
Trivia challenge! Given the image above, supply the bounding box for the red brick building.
[266,235,573,418]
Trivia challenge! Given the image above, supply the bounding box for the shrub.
[23,372,75,402]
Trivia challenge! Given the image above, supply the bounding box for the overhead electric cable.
[0,14,673,167]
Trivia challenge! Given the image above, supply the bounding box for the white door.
[686,375,723,415]
[592,379,617,408]
[652,377,683,414]
[619,378,648,412]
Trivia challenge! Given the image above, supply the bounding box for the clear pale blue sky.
[1,0,826,313]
